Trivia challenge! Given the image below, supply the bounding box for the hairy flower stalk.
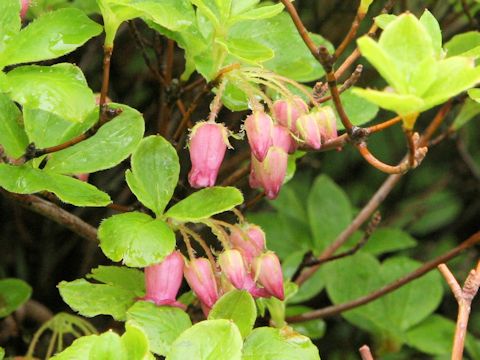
[141,251,185,309]
[244,111,274,161]
[188,122,231,188]
[184,257,219,309]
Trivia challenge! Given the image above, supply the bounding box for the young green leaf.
[307,175,352,252]
[0,1,21,56]
[121,322,151,360]
[5,63,96,123]
[0,164,111,207]
[165,187,243,223]
[166,319,243,360]
[228,3,284,25]
[0,279,32,317]
[0,93,28,158]
[51,335,98,360]
[452,97,480,130]
[126,136,179,216]
[45,104,144,174]
[208,290,257,338]
[419,9,442,59]
[218,38,274,64]
[0,8,102,67]
[444,31,480,57]
[23,107,97,148]
[58,278,139,321]
[87,266,145,297]
[242,326,321,360]
[90,331,127,360]
[127,302,192,356]
[98,212,175,267]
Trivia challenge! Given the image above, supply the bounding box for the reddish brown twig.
[99,46,113,126]
[334,11,366,60]
[438,261,480,360]
[287,230,480,322]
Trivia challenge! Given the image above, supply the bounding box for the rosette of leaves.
[353,10,480,129]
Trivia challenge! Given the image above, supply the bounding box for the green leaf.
[307,175,352,252]
[229,3,284,24]
[121,322,152,360]
[361,228,417,256]
[374,14,397,29]
[0,164,111,206]
[126,136,179,216]
[287,270,325,304]
[0,8,102,67]
[452,97,480,130]
[23,107,97,148]
[86,266,145,297]
[228,13,332,82]
[0,278,32,317]
[329,90,379,130]
[167,319,243,360]
[285,306,326,340]
[98,212,175,267]
[90,331,127,360]
[209,290,256,339]
[51,335,98,360]
[165,187,243,223]
[45,104,145,174]
[5,63,96,123]
[127,302,192,356]
[419,10,442,59]
[324,253,443,339]
[219,38,274,63]
[242,326,320,360]
[444,31,480,57]
[58,279,137,320]
[0,93,28,158]
[0,1,21,55]
[352,88,424,116]
[0,346,4,360]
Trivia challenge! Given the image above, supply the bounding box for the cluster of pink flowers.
[187,98,337,199]
[141,224,284,315]
[247,97,337,199]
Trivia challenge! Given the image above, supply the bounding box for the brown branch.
[438,261,480,360]
[287,230,480,322]
[295,103,452,286]
[334,11,366,60]
[99,46,113,126]
[315,65,363,104]
[1,190,98,243]
[220,164,249,186]
[359,345,375,360]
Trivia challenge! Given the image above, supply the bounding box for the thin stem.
[315,65,363,104]
[334,11,366,60]
[221,164,249,186]
[181,226,217,269]
[178,226,196,260]
[356,142,411,174]
[99,46,113,126]
[287,230,480,322]
[203,220,231,250]
[232,208,245,223]
[208,78,227,122]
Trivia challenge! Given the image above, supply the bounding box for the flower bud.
[251,146,288,200]
[253,252,284,301]
[272,97,308,131]
[296,113,322,150]
[316,106,338,142]
[229,224,266,263]
[272,125,297,154]
[218,249,249,289]
[20,0,29,19]
[244,111,274,161]
[184,257,219,308]
[188,122,230,188]
[142,251,185,309]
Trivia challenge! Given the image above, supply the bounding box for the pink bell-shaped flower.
[251,146,288,200]
[244,111,274,161]
[229,224,266,263]
[253,252,285,301]
[184,257,219,308]
[272,125,297,154]
[218,249,249,289]
[20,0,29,19]
[141,251,185,309]
[296,113,322,150]
[272,96,308,131]
[188,122,231,188]
[316,106,338,142]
